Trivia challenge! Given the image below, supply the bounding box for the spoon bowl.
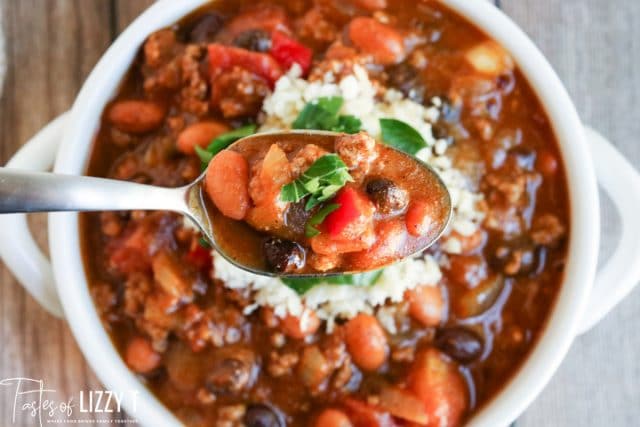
[0,131,452,278]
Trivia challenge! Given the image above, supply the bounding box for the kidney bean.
[263,237,306,273]
[125,337,161,374]
[281,311,320,339]
[176,121,231,155]
[244,404,283,427]
[315,409,353,427]
[344,314,388,371]
[205,150,250,220]
[348,17,405,65]
[406,200,436,237]
[406,285,445,327]
[108,100,165,134]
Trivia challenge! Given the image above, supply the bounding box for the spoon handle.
[0,168,187,214]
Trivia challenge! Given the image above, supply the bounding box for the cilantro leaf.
[281,269,384,295]
[333,115,362,134]
[305,203,340,237]
[195,124,257,167]
[292,97,362,133]
[280,154,353,208]
[379,118,428,155]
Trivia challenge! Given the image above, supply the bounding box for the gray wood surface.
[499,1,640,425]
[0,1,638,426]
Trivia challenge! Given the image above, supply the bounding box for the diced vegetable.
[407,348,467,427]
[406,200,436,237]
[208,43,283,87]
[177,121,231,155]
[377,386,429,424]
[305,203,341,237]
[465,40,514,76]
[152,251,191,299]
[344,314,388,371]
[348,17,405,65]
[185,244,213,272]
[298,345,331,389]
[343,399,395,427]
[108,100,165,134]
[322,187,374,238]
[348,220,407,269]
[270,30,313,74]
[205,150,250,220]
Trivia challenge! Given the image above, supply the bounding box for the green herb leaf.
[195,145,214,165]
[198,237,212,249]
[196,124,257,168]
[281,269,384,295]
[280,154,353,208]
[292,97,362,133]
[379,118,428,155]
[333,115,362,134]
[305,203,340,237]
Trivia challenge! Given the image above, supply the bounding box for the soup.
[81,1,569,425]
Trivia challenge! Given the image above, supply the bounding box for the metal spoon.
[0,131,452,278]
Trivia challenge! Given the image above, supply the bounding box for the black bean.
[186,13,225,43]
[284,200,313,236]
[366,178,408,214]
[233,30,272,52]
[388,63,425,103]
[244,404,283,427]
[263,238,306,273]
[435,327,484,364]
[206,357,253,395]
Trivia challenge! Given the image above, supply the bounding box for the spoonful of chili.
[0,130,451,277]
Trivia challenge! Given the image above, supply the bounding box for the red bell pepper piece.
[208,44,283,87]
[323,187,372,238]
[185,244,213,272]
[270,30,313,75]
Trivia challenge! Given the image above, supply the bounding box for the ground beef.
[211,66,270,118]
[335,132,379,179]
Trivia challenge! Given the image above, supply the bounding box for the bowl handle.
[577,126,640,334]
[0,113,69,318]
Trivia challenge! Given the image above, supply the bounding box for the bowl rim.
[49,1,599,426]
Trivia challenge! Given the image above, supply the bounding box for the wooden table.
[1,1,638,425]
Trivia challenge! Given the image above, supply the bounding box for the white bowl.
[2,1,640,426]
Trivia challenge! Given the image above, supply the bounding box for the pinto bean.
[344,314,388,371]
[315,409,353,427]
[205,150,250,220]
[125,336,161,374]
[108,100,165,134]
[406,285,445,327]
[176,121,231,155]
[348,17,405,65]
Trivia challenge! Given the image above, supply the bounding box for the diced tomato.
[323,187,374,239]
[208,44,283,87]
[270,30,313,74]
[185,244,213,272]
[343,399,396,427]
[377,386,429,425]
[407,348,468,427]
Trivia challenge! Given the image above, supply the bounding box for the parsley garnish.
[281,270,384,295]
[195,124,257,167]
[292,96,361,134]
[305,203,340,237]
[280,154,353,210]
[379,118,428,155]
